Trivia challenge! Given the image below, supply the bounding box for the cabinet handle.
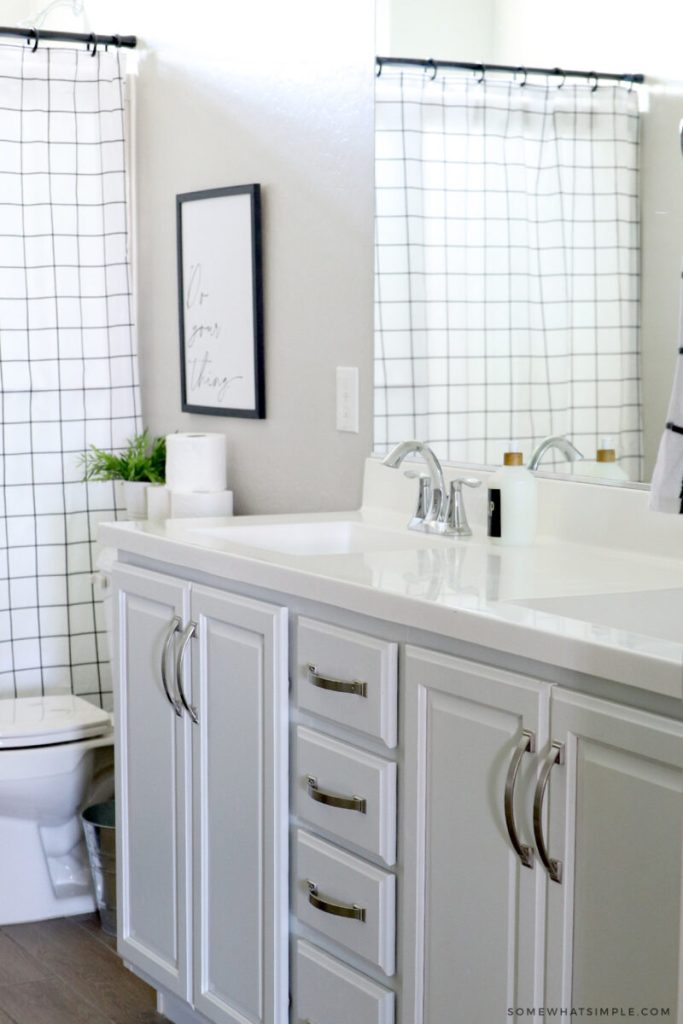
[161,616,182,717]
[533,741,565,884]
[306,775,367,814]
[307,664,367,698]
[176,621,199,724]
[306,880,366,922]
[504,729,535,869]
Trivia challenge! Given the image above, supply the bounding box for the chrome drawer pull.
[307,664,367,698]
[503,729,535,869]
[533,741,565,884]
[306,775,367,814]
[176,621,199,724]
[306,880,366,922]
[160,616,182,717]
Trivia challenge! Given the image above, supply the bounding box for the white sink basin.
[189,519,442,557]
[512,588,683,644]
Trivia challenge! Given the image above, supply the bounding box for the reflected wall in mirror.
[374,0,683,484]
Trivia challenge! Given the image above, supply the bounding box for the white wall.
[491,0,683,79]
[12,0,376,514]
[376,0,495,61]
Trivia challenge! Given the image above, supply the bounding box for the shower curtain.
[374,67,643,477]
[0,44,140,706]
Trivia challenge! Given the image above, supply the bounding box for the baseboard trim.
[122,962,207,1024]
[156,988,207,1024]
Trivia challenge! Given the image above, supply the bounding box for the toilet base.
[0,815,96,926]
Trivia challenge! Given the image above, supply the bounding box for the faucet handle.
[451,477,482,490]
[445,477,481,537]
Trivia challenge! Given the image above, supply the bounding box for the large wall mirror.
[373,0,683,485]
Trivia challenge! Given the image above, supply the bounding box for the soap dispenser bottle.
[487,449,538,546]
[587,436,630,481]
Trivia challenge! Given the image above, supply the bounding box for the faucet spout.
[382,440,446,498]
[528,435,584,471]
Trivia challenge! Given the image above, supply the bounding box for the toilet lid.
[0,695,112,749]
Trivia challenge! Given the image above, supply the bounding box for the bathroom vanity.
[101,459,683,1024]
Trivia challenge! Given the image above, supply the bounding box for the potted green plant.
[80,431,166,520]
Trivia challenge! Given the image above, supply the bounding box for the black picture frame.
[176,184,265,418]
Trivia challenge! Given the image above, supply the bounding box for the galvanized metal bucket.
[82,799,116,936]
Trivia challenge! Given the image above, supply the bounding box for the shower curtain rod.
[376,56,644,85]
[0,25,136,49]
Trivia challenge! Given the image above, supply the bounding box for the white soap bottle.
[487,450,538,546]
[581,436,630,481]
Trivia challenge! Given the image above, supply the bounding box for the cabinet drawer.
[295,940,395,1024]
[294,726,397,865]
[294,829,396,976]
[296,617,398,747]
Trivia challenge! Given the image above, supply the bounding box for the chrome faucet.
[383,441,446,529]
[382,441,481,535]
[528,435,584,471]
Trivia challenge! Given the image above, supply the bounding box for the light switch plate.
[336,366,359,433]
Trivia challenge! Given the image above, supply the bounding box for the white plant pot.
[146,484,170,521]
[122,481,149,521]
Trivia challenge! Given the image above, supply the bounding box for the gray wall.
[13,0,376,514]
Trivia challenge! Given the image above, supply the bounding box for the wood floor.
[0,914,167,1024]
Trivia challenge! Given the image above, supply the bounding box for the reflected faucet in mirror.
[528,436,584,472]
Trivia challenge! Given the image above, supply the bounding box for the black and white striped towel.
[650,274,683,512]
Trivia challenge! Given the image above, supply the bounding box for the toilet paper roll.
[165,433,227,493]
[170,489,234,519]
[145,485,170,521]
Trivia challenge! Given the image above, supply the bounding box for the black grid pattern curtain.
[0,45,140,707]
[374,67,643,478]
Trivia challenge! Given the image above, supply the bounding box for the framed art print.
[176,184,265,418]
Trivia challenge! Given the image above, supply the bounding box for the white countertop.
[100,501,683,701]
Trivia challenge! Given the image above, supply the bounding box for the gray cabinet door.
[190,584,289,1024]
[112,563,192,1001]
[544,689,683,1017]
[402,644,551,1024]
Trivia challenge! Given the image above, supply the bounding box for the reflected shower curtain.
[0,45,140,705]
[375,67,643,477]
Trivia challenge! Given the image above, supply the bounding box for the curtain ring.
[425,58,437,81]
[113,34,122,48]
[27,27,39,52]
[554,67,566,89]
[515,66,527,87]
[476,63,486,84]
[376,57,382,78]
[88,33,98,57]
[625,75,634,93]
[588,71,598,92]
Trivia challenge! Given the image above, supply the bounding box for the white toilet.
[0,693,114,924]
[0,546,118,925]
